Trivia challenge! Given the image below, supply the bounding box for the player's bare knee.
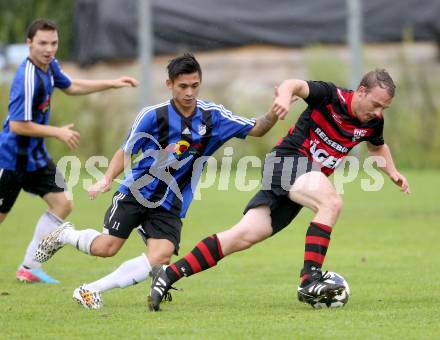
[330,194,343,213]
[146,248,173,265]
[241,239,257,250]
[220,233,250,252]
[149,253,172,265]
[307,202,319,214]
[63,199,74,215]
[92,239,120,257]
[99,246,119,257]
[320,194,343,215]
[107,246,120,257]
[51,198,73,218]
[236,230,267,250]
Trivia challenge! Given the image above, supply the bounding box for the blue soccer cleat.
[16,266,59,284]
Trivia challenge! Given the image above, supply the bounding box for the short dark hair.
[359,68,396,97]
[26,19,58,40]
[167,53,202,81]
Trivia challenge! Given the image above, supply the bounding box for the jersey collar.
[170,99,197,119]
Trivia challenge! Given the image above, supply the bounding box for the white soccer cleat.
[73,284,103,310]
[34,222,74,263]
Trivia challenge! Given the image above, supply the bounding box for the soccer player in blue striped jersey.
[0,19,138,284]
[35,53,284,309]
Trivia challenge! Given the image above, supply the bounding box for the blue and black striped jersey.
[0,58,72,171]
[119,99,256,217]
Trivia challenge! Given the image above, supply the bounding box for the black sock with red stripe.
[165,234,224,284]
[300,222,332,286]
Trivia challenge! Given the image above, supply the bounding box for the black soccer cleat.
[297,269,345,305]
[148,265,174,311]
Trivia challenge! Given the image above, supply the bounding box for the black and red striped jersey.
[274,81,384,176]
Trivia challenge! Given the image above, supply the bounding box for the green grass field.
[0,169,439,339]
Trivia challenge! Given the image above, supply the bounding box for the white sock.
[85,254,152,293]
[21,211,63,269]
[60,227,101,255]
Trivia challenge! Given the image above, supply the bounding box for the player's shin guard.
[166,234,224,284]
[301,222,332,285]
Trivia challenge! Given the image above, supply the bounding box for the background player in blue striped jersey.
[35,53,285,309]
[0,19,138,284]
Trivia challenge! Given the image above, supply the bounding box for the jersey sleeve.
[304,81,335,107]
[51,59,72,89]
[214,104,256,141]
[8,66,33,121]
[368,118,385,146]
[121,109,156,155]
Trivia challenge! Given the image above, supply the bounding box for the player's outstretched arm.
[248,109,278,137]
[88,148,129,199]
[9,121,80,150]
[62,76,139,96]
[366,142,411,194]
[248,86,300,137]
[272,79,309,120]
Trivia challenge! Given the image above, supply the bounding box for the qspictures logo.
[56,133,389,204]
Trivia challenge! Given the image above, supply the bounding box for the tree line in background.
[0,0,73,59]
[1,47,439,170]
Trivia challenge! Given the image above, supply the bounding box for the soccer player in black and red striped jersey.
[149,69,411,311]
